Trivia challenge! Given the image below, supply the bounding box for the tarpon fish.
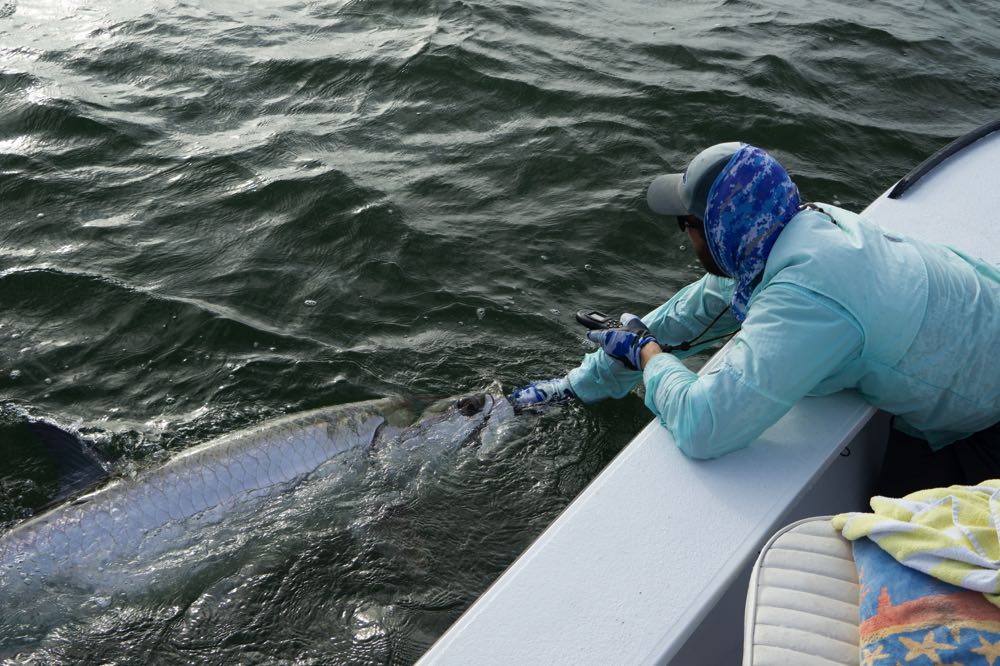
[0,393,512,595]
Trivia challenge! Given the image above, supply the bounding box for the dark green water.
[1,0,998,662]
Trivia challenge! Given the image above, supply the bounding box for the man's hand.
[508,377,575,410]
[585,313,659,371]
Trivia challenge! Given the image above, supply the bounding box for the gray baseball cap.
[646,142,742,219]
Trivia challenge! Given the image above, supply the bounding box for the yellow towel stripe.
[832,480,1000,608]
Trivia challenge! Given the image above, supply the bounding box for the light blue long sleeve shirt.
[568,205,1000,459]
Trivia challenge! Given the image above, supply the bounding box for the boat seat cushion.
[743,517,859,665]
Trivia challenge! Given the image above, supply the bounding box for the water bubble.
[269,347,276,352]
[540,255,548,261]
[9,369,21,379]
[584,264,592,271]
[44,378,52,384]
[253,342,259,348]
[304,299,317,307]
[36,213,44,218]
[549,308,560,315]
[476,307,486,320]
[165,396,176,404]
[679,245,686,251]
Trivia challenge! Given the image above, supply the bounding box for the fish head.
[419,392,498,444]
[455,393,490,417]
[375,392,512,460]
[426,392,520,452]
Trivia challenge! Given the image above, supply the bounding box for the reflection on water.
[1,0,998,661]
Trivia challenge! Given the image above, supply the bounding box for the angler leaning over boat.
[510,141,1000,495]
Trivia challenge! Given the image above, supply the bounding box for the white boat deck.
[418,125,1000,665]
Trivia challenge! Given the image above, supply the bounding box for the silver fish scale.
[0,399,397,581]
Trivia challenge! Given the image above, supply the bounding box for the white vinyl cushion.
[743,517,860,665]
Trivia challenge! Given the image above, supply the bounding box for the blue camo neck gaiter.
[703,144,801,321]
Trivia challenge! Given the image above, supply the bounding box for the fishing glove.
[585,313,659,371]
[508,376,575,410]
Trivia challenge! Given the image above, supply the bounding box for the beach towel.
[834,482,1000,664]
[833,481,1000,605]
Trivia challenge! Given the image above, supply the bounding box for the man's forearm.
[639,341,661,369]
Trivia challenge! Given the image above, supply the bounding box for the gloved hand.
[508,376,575,410]
[585,313,659,371]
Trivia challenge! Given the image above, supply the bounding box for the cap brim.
[646,173,688,215]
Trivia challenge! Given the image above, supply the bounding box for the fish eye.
[455,394,486,416]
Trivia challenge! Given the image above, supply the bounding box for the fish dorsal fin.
[27,421,109,501]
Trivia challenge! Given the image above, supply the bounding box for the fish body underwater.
[0,393,511,610]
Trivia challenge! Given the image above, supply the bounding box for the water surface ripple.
[2,0,998,662]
